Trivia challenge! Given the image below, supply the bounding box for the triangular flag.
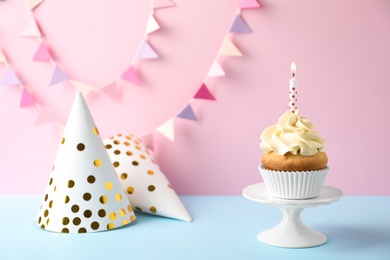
[207,61,225,77]
[156,118,175,141]
[19,18,41,37]
[34,108,55,127]
[104,134,192,222]
[229,15,252,33]
[177,104,197,121]
[101,81,120,102]
[25,0,44,10]
[121,66,140,86]
[193,84,215,100]
[49,65,69,86]
[0,49,6,63]
[239,0,262,9]
[36,92,135,233]
[146,15,160,34]
[139,132,155,151]
[20,89,37,107]
[0,68,21,86]
[218,37,243,57]
[135,41,158,60]
[73,81,94,97]
[153,0,175,9]
[32,42,52,61]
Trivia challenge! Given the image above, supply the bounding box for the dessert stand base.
[242,183,343,248]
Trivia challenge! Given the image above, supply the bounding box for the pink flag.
[239,0,262,9]
[156,118,175,141]
[0,68,21,86]
[32,42,52,61]
[177,104,197,121]
[146,15,160,34]
[218,37,243,57]
[19,18,41,37]
[121,66,141,86]
[101,81,120,102]
[20,89,37,107]
[193,83,215,100]
[34,108,54,127]
[49,65,69,86]
[135,41,158,60]
[153,0,175,9]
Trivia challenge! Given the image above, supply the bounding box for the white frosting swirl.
[260,110,325,156]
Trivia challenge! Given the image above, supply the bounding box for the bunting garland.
[146,0,261,148]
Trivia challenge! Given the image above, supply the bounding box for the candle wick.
[292,73,295,78]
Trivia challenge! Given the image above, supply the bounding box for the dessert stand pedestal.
[242,183,343,248]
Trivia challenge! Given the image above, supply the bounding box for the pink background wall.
[0,0,389,195]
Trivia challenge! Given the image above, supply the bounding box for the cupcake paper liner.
[259,165,329,199]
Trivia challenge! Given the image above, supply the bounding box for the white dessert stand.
[242,183,343,248]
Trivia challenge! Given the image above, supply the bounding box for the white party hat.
[36,93,136,233]
[104,134,192,222]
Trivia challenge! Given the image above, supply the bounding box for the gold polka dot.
[148,185,155,192]
[126,151,133,156]
[115,193,122,202]
[94,159,102,167]
[64,196,70,204]
[62,217,70,225]
[54,185,57,192]
[49,200,53,208]
[78,227,87,233]
[87,175,96,184]
[44,194,48,201]
[124,141,130,146]
[134,140,140,145]
[113,161,120,167]
[113,140,120,145]
[119,208,126,217]
[132,161,139,166]
[84,210,92,218]
[105,144,112,149]
[77,143,85,151]
[107,223,115,230]
[135,145,141,150]
[130,215,136,222]
[38,217,41,224]
[114,150,121,155]
[44,210,49,217]
[109,136,114,139]
[122,219,129,225]
[147,170,154,175]
[41,224,45,229]
[140,155,146,159]
[49,178,53,185]
[93,127,99,135]
[126,187,134,194]
[52,165,55,171]
[117,134,122,137]
[167,184,173,189]
[91,222,99,230]
[83,193,92,201]
[109,212,117,221]
[99,196,108,204]
[105,182,113,190]
[151,159,157,164]
[126,135,132,140]
[61,137,65,144]
[135,206,142,211]
[73,217,81,226]
[61,228,69,233]
[127,205,133,213]
[149,206,157,213]
[68,180,75,188]
[71,205,80,213]
[98,209,106,217]
[46,218,50,225]
[120,173,128,180]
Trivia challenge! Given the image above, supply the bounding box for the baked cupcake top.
[260,110,325,156]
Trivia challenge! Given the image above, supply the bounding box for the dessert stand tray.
[242,183,343,248]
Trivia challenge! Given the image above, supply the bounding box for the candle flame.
[291,62,296,75]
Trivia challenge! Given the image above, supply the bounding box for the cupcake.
[259,110,328,199]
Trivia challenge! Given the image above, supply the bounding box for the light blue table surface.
[0,195,389,260]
